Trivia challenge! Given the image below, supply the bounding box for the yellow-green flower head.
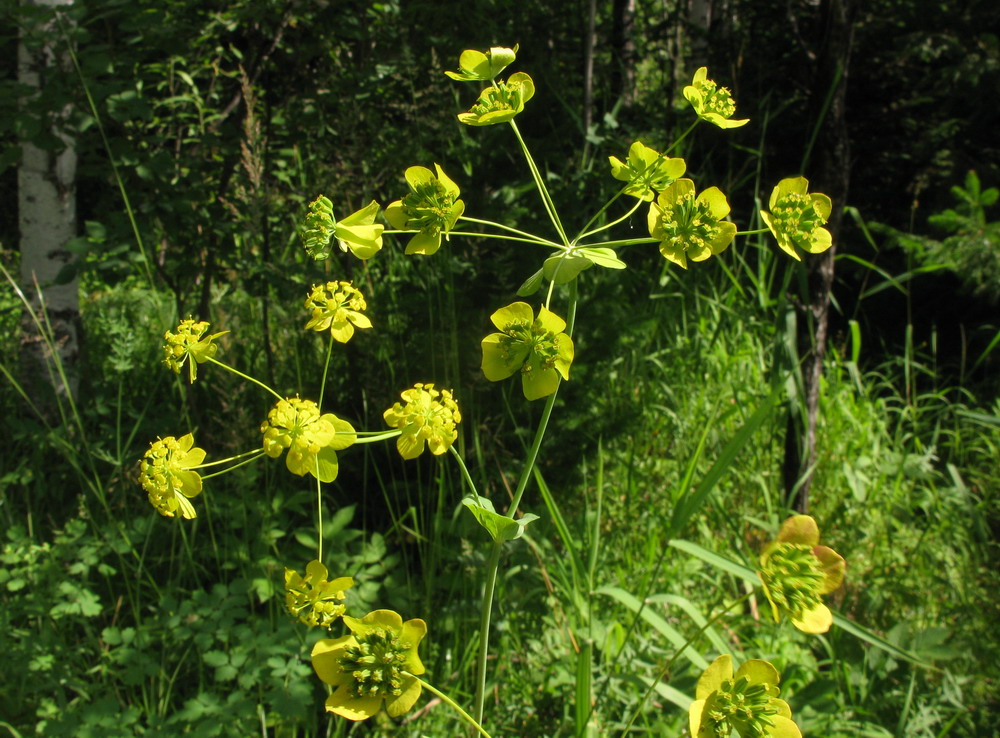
[301,195,385,261]
[757,515,845,634]
[684,67,749,129]
[445,44,518,81]
[608,141,687,201]
[383,383,462,460]
[760,177,833,261]
[260,397,356,483]
[138,433,206,519]
[481,302,574,401]
[647,179,737,269]
[304,281,372,343]
[163,319,228,383]
[384,165,465,256]
[689,655,802,738]
[284,560,354,629]
[457,72,535,126]
[311,609,427,721]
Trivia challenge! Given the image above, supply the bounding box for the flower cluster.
[304,281,372,343]
[261,397,356,483]
[481,302,574,401]
[445,45,518,81]
[647,179,737,269]
[285,560,354,629]
[383,383,462,459]
[608,141,687,202]
[684,67,750,129]
[301,195,384,261]
[689,655,801,738]
[312,609,427,721]
[138,433,206,519]
[385,165,465,256]
[757,515,845,633]
[163,319,227,382]
[761,177,833,261]
[457,72,535,126]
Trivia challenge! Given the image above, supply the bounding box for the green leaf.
[462,495,536,542]
[517,268,544,296]
[576,247,627,269]
[543,253,593,284]
[595,585,709,669]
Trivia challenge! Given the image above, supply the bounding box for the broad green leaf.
[543,253,593,283]
[462,495,537,542]
[576,246,626,269]
[517,268,545,296]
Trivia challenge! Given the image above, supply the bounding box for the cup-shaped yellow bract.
[384,164,465,256]
[302,196,385,261]
[311,609,427,721]
[481,302,574,401]
[445,44,518,81]
[647,179,737,269]
[284,560,354,629]
[163,319,228,383]
[383,383,462,460]
[689,655,802,738]
[304,281,372,343]
[608,141,687,201]
[457,72,535,126]
[684,67,750,129]
[757,515,846,634]
[138,433,206,519]
[260,398,356,483]
[761,177,833,261]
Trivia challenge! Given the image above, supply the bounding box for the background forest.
[2,0,999,736]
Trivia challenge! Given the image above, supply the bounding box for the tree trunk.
[784,0,856,513]
[18,0,79,414]
[611,0,636,106]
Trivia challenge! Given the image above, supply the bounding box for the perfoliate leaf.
[576,247,627,269]
[461,496,537,542]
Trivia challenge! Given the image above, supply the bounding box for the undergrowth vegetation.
[3,5,1000,738]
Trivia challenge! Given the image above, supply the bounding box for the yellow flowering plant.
[757,515,846,633]
[132,42,883,738]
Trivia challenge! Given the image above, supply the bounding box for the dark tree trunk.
[784,0,856,514]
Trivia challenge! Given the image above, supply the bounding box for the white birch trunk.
[18,0,79,406]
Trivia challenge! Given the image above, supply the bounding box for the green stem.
[352,430,402,444]
[199,450,264,481]
[315,464,323,562]
[207,357,283,401]
[576,197,644,241]
[459,216,563,247]
[663,120,698,156]
[619,591,752,735]
[578,237,658,249]
[195,448,264,469]
[735,228,769,236]
[509,119,569,245]
[449,446,481,501]
[318,332,334,408]
[409,675,492,738]
[574,184,631,242]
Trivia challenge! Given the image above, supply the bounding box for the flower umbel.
[757,515,845,633]
[684,67,750,129]
[163,319,228,383]
[304,281,372,343]
[311,609,427,721]
[138,433,206,519]
[689,655,802,738]
[385,165,465,256]
[457,72,535,126]
[301,195,384,261]
[260,397,356,483]
[383,383,462,459]
[761,177,833,261]
[647,179,737,268]
[608,141,687,201]
[285,560,354,629]
[481,302,574,401]
[445,45,518,81]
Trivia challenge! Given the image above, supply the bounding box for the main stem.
[473,283,579,726]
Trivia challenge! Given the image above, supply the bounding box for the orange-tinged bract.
[311,609,427,721]
[757,515,846,633]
